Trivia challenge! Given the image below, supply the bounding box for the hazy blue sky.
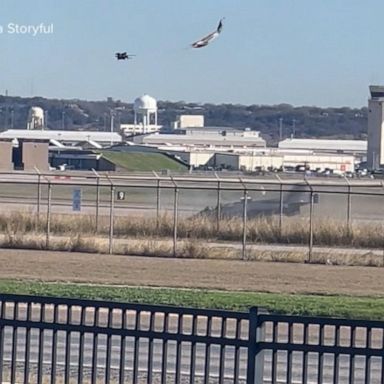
[0,0,383,107]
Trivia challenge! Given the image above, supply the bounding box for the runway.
[0,178,383,222]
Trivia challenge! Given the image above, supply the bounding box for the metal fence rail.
[0,294,250,384]
[0,294,384,383]
[256,313,384,383]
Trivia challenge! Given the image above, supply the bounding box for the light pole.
[10,109,14,129]
[292,119,296,138]
[279,118,283,141]
[61,111,65,130]
[110,109,115,146]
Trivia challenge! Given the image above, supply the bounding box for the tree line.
[0,95,367,144]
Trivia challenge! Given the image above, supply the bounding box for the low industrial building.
[278,138,367,157]
[19,140,50,171]
[0,139,14,171]
[0,139,50,171]
[49,149,116,171]
[141,128,266,148]
[281,151,354,173]
[214,152,284,171]
[0,129,123,148]
[163,147,355,173]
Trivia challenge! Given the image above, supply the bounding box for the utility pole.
[110,109,115,146]
[61,111,65,130]
[279,118,283,141]
[4,90,9,130]
[10,109,14,129]
[44,111,48,130]
[292,119,296,138]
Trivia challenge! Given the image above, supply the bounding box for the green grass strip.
[0,280,383,320]
[100,151,187,172]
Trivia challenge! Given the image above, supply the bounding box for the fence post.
[275,174,283,235]
[92,169,100,233]
[37,174,41,218]
[157,180,161,229]
[46,182,52,249]
[247,306,260,383]
[34,167,42,220]
[344,176,352,233]
[279,184,284,235]
[173,186,179,257]
[109,184,115,255]
[96,177,100,232]
[304,179,315,263]
[242,189,248,260]
[217,181,221,232]
[152,171,161,231]
[215,173,221,232]
[308,190,314,263]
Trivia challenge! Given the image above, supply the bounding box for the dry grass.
[0,211,383,248]
[0,211,384,266]
[0,232,383,267]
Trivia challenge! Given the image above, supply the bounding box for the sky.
[0,0,383,107]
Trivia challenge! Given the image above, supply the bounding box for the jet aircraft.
[115,52,135,60]
[191,18,224,48]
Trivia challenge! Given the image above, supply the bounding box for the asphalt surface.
[0,172,384,221]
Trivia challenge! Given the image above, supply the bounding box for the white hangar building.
[163,147,355,173]
[141,127,266,148]
[0,129,123,148]
[278,138,367,157]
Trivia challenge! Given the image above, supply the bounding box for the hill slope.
[100,151,188,172]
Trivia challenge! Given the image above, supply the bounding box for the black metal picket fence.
[0,294,384,383]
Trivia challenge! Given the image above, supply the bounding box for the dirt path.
[0,249,383,296]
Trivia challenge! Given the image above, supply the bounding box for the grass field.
[1,279,384,320]
[100,151,188,172]
[0,248,383,318]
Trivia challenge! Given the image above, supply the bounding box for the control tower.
[367,86,384,169]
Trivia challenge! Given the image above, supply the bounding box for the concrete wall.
[22,141,49,171]
[0,141,13,171]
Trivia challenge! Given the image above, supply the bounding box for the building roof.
[143,133,266,147]
[278,138,367,152]
[0,129,123,145]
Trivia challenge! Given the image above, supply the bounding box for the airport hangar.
[0,126,359,174]
[152,147,356,173]
[128,113,357,173]
[0,129,123,172]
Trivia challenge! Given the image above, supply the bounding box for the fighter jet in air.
[115,52,135,60]
[191,18,224,48]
